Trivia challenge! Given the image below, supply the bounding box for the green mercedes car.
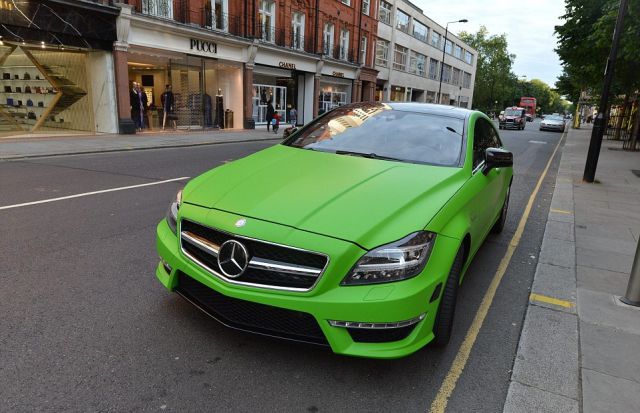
[156,102,513,359]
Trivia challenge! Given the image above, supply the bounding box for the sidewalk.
[504,125,640,412]
[0,128,282,159]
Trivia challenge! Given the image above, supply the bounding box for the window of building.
[445,39,453,54]
[341,0,351,6]
[204,0,229,31]
[142,0,174,19]
[361,35,368,65]
[409,51,426,76]
[339,28,350,61]
[396,9,410,33]
[463,72,472,88]
[464,50,474,65]
[379,1,392,25]
[258,0,275,42]
[362,0,370,15]
[454,44,462,59]
[431,31,441,49]
[393,44,408,71]
[442,63,452,83]
[426,91,436,103]
[375,39,389,66]
[428,58,439,80]
[413,20,428,42]
[323,22,335,55]
[390,85,406,102]
[452,67,461,85]
[291,12,305,50]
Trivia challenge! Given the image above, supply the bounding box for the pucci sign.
[190,38,217,54]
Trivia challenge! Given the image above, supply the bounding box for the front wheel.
[431,247,465,347]
[492,186,510,234]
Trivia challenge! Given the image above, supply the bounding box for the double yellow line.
[429,131,566,413]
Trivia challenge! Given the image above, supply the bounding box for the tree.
[458,26,517,113]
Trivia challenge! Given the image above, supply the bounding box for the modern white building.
[374,0,477,108]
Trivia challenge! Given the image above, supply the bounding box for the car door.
[467,118,506,248]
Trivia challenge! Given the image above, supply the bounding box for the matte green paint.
[156,110,512,359]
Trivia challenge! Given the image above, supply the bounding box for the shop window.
[291,12,305,50]
[426,91,436,103]
[252,84,287,124]
[390,85,405,102]
[339,29,350,61]
[323,23,335,56]
[259,0,276,43]
[142,0,173,19]
[318,88,347,115]
[375,39,389,67]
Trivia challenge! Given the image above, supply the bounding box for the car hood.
[183,145,467,249]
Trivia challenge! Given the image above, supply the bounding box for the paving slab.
[575,222,637,242]
[577,288,640,335]
[538,237,576,269]
[530,263,576,312]
[544,220,575,242]
[511,306,579,400]
[577,266,630,296]
[503,382,578,413]
[575,234,637,256]
[582,369,640,413]
[576,247,634,274]
[580,321,640,384]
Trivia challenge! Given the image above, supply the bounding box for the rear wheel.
[431,247,465,347]
[492,186,510,234]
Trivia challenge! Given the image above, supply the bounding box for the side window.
[472,118,491,169]
[487,121,503,148]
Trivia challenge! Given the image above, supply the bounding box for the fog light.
[160,258,172,274]
[328,313,426,329]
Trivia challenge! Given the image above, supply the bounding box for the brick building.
[113,0,379,133]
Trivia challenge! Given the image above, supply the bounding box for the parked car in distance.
[156,102,514,359]
[539,114,566,132]
[499,107,527,130]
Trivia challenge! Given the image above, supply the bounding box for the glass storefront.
[0,44,94,135]
[252,66,299,125]
[318,76,352,115]
[127,50,242,130]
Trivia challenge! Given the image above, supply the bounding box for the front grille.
[180,219,328,291]
[176,271,328,345]
[347,325,417,343]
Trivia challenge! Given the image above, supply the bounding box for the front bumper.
[539,124,564,131]
[156,205,460,359]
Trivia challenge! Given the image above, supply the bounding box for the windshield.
[283,103,465,167]
[505,109,523,116]
[546,115,564,121]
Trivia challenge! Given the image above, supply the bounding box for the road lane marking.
[550,208,572,215]
[529,140,547,144]
[530,293,574,308]
[0,177,190,211]
[429,131,566,413]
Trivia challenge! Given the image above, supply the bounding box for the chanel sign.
[190,39,217,54]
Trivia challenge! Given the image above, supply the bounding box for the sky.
[412,0,566,87]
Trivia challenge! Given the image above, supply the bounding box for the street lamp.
[438,19,468,105]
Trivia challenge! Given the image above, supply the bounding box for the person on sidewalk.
[266,100,275,132]
[272,112,281,134]
[161,84,177,130]
[130,82,142,131]
[288,105,297,126]
[137,84,148,131]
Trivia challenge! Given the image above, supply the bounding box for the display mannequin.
[216,88,224,129]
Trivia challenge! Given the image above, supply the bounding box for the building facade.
[374,0,477,108]
[114,0,379,133]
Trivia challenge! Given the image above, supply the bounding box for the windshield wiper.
[334,150,406,162]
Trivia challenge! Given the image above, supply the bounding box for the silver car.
[540,115,566,132]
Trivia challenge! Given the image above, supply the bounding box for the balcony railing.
[322,42,356,63]
[139,0,174,20]
[202,10,242,36]
[255,23,314,54]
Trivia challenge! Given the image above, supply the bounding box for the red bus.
[519,97,536,121]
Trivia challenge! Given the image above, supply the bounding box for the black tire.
[492,186,510,234]
[431,247,465,347]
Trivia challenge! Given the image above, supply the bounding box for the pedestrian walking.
[289,106,297,126]
[138,85,148,130]
[266,100,275,132]
[272,112,281,133]
[161,84,177,130]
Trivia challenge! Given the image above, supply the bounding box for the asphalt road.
[0,120,564,412]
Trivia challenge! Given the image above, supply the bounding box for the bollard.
[621,236,640,306]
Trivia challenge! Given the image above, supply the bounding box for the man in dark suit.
[130,81,142,131]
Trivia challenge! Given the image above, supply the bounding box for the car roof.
[338,101,475,120]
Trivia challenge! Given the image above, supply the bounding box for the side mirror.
[283,126,298,139]
[483,148,513,175]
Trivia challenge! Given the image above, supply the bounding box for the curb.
[503,129,581,413]
[0,137,283,160]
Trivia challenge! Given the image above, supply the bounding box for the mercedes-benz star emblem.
[235,218,246,228]
[217,240,250,278]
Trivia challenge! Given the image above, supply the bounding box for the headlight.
[166,189,183,234]
[341,231,436,285]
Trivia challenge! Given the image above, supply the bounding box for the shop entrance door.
[252,84,286,124]
[170,56,204,130]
